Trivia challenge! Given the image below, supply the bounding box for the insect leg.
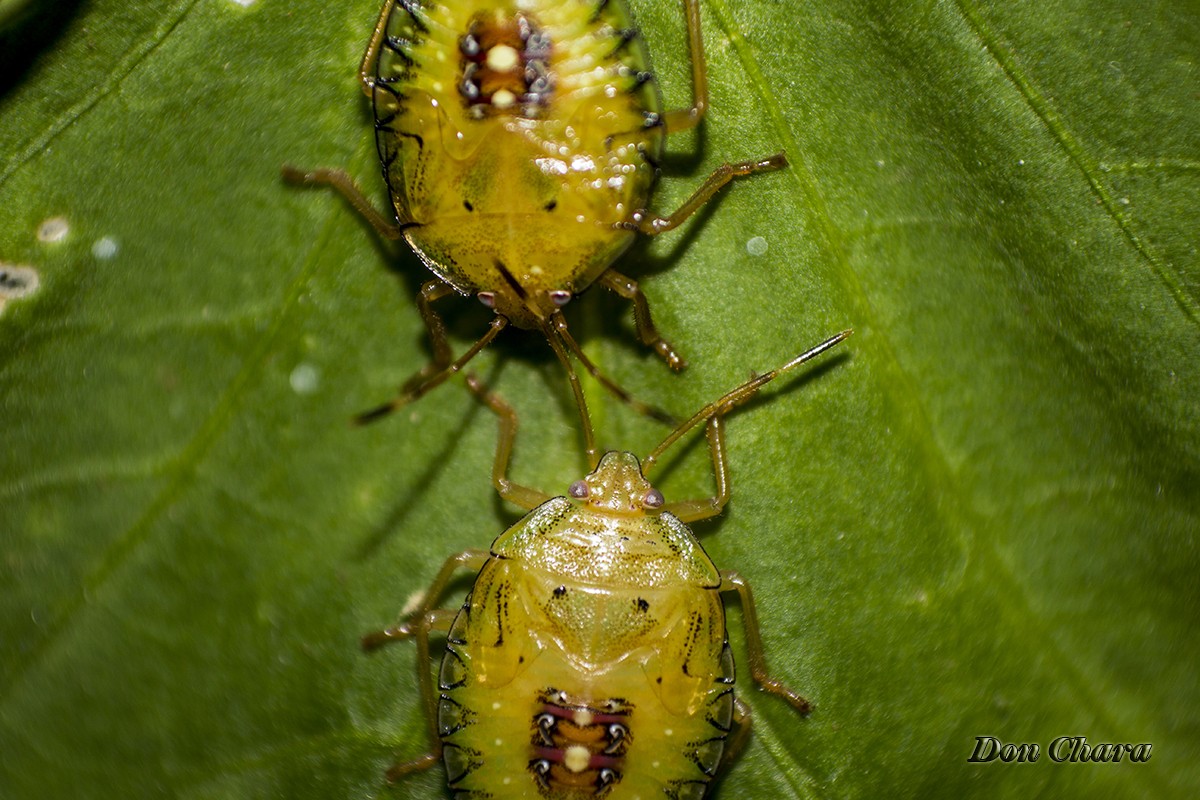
[597,269,687,372]
[463,375,553,511]
[648,330,853,515]
[538,315,600,467]
[720,570,812,715]
[280,165,405,241]
[661,0,709,133]
[354,279,458,423]
[363,549,491,779]
[355,316,509,425]
[359,0,398,95]
[659,414,728,524]
[635,154,789,236]
[548,312,677,432]
[362,549,488,650]
[719,697,754,769]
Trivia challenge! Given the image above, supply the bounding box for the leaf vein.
[0,0,204,188]
[953,0,1200,325]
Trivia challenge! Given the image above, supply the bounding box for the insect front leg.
[634,154,789,236]
[720,570,812,715]
[659,416,730,524]
[597,269,687,372]
[645,330,853,510]
[363,548,491,780]
[463,374,553,511]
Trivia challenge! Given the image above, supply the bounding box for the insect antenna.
[642,329,853,475]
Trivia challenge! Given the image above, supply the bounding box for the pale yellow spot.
[529,265,543,276]
[493,89,516,109]
[572,708,593,727]
[563,744,590,773]
[37,216,69,243]
[487,44,520,72]
[0,264,40,316]
[492,701,502,710]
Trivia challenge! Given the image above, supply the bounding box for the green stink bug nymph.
[283,0,790,460]
[365,330,852,798]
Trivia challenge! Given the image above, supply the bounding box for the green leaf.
[1,0,1196,798]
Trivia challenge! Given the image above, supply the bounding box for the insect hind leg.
[464,374,553,511]
[363,549,491,781]
[718,697,754,771]
[661,0,709,133]
[355,314,508,425]
[280,165,403,241]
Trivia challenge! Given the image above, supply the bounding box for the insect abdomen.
[437,556,735,799]
[372,0,665,304]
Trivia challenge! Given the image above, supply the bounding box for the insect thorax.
[373,0,666,325]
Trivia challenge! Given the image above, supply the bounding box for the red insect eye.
[643,489,664,509]
[568,480,589,499]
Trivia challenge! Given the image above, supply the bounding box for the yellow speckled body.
[375,0,664,328]
[439,453,734,799]
[365,332,852,797]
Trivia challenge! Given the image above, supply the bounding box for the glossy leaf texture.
[1,1,1196,798]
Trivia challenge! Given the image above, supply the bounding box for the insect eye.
[568,480,589,499]
[477,291,496,308]
[549,289,572,307]
[642,489,664,509]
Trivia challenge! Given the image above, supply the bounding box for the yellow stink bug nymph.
[283,0,790,458]
[364,329,852,798]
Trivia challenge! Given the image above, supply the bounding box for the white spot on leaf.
[92,236,119,260]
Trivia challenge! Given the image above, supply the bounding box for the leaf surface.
[1,1,1196,798]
